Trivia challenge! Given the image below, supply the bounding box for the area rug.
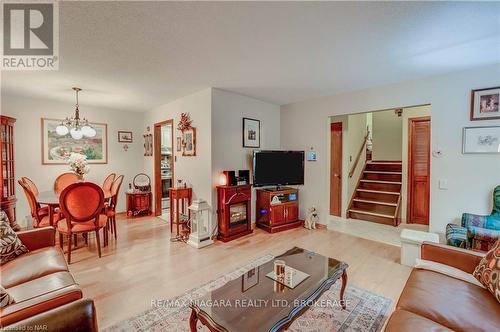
[105,254,392,332]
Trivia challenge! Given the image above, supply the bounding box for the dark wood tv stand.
[255,187,303,233]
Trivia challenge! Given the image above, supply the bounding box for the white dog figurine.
[305,206,318,229]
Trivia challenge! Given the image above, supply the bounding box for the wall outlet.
[439,179,448,190]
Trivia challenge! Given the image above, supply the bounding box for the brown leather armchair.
[0,227,83,327]
[5,299,98,332]
[386,242,500,331]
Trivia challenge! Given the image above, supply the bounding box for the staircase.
[347,161,402,226]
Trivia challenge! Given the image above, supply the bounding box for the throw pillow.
[0,285,15,308]
[473,238,500,303]
[0,211,29,265]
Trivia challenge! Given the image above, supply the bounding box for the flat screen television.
[253,150,304,187]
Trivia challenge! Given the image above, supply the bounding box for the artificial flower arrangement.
[67,152,89,180]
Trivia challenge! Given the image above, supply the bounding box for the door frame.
[153,119,174,216]
[406,116,431,224]
[330,122,343,216]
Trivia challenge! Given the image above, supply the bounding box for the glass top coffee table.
[189,247,348,332]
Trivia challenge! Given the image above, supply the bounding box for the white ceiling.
[2,1,499,112]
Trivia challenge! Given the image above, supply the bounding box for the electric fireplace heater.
[216,184,253,242]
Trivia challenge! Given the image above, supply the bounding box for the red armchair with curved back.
[105,175,124,240]
[102,173,116,195]
[54,172,79,194]
[57,182,108,264]
[18,178,62,228]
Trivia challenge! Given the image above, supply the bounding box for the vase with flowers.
[67,152,89,181]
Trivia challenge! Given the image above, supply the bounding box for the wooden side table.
[126,191,152,217]
[169,187,192,236]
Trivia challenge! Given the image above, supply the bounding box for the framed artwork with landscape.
[242,117,260,148]
[471,87,500,121]
[41,118,108,164]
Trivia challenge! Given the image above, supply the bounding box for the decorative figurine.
[305,206,318,229]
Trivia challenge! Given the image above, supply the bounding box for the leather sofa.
[0,227,83,327]
[386,242,500,331]
[5,299,98,332]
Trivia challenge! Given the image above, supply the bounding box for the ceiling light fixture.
[56,87,96,139]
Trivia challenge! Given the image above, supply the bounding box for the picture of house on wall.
[243,117,260,148]
[471,87,500,120]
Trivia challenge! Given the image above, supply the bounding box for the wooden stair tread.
[356,188,400,195]
[367,161,402,165]
[360,179,401,184]
[348,209,394,219]
[353,198,397,206]
[364,171,402,175]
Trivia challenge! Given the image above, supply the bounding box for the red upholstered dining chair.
[21,176,40,196]
[102,173,116,195]
[18,179,62,228]
[106,175,124,240]
[57,182,107,264]
[54,172,79,194]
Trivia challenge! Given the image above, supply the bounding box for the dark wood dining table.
[37,189,112,226]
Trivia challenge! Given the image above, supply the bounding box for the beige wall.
[143,89,213,211]
[346,113,367,205]
[211,89,281,222]
[372,110,402,161]
[280,64,500,234]
[1,93,144,227]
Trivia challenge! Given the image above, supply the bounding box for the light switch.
[439,179,448,190]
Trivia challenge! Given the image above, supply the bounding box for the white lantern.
[187,199,213,249]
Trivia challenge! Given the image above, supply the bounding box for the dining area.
[17,172,123,264]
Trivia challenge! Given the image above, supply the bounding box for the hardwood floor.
[68,215,412,330]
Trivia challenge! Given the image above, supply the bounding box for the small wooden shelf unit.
[256,187,303,233]
[126,191,152,217]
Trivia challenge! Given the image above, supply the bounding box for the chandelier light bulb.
[55,124,69,136]
[87,127,97,137]
[81,125,92,137]
[70,128,83,140]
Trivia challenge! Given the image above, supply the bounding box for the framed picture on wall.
[242,117,260,148]
[470,87,500,121]
[182,128,196,156]
[118,131,133,143]
[41,118,108,164]
[462,126,500,154]
[143,134,153,156]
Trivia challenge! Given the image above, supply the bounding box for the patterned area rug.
[105,254,392,332]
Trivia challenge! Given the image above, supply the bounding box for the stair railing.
[349,131,369,178]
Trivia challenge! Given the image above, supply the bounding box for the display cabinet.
[0,116,19,230]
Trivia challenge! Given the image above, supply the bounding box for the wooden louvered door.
[407,117,430,225]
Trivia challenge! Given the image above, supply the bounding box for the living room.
[1,1,499,331]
